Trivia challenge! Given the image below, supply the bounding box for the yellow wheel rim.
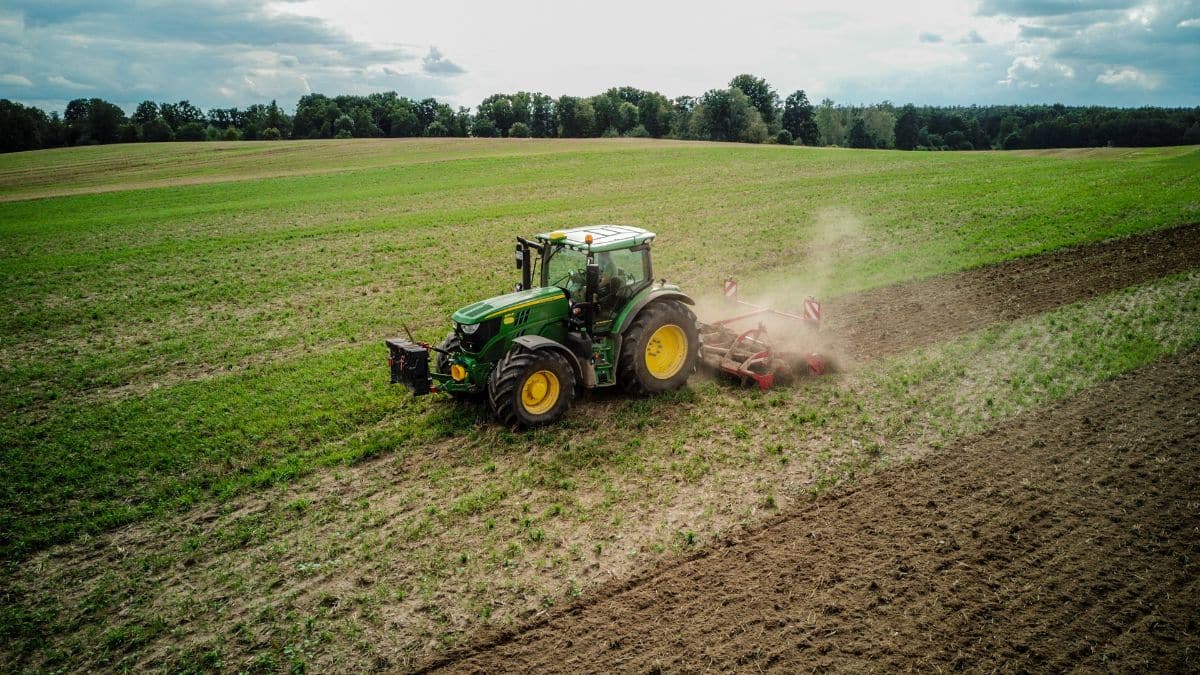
[645,324,688,379]
[520,369,560,415]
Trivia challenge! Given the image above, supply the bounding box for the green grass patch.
[1,139,1198,560]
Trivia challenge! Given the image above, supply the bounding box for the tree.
[781,90,819,145]
[847,117,875,148]
[142,116,174,142]
[387,100,421,137]
[471,116,498,137]
[776,129,793,145]
[132,100,158,127]
[333,114,354,136]
[293,94,340,138]
[555,96,582,137]
[637,92,671,138]
[692,87,766,143]
[616,101,639,134]
[159,100,204,130]
[261,127,283,140]
[0,99,53,152]
[509,121,531,138]
[176,121,206,141]
[555,95,605,137]
[477,94,516,136]
[815,98,848,146]
[862,107,896,148]
[207,107,241,130]
[350,106,382,137]
[530,94,556,138]
[894,104,920,150]
[729,74,779,123]
[424,120,449,137]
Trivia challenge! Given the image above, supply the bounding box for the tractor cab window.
[595,247,649,307]
[544,245,589,298]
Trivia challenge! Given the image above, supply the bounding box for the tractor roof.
[535,224,655,252]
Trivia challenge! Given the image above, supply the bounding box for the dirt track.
[424,349,1200,672]
[824,223,1200,360]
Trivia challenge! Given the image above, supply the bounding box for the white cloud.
[1096,66,1161,88]
[1179,18,1200,28]
[998,55,1074,87]
[47,74,91,89]
[0,73,32,86]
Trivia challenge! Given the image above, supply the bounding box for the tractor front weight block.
[385,338,433,395]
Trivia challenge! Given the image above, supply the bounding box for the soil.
[822,222,1200,361]
[422,348,1200,673]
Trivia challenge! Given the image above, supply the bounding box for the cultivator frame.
[698,278,826,390]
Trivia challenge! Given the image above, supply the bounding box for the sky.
[1,0,1197,114]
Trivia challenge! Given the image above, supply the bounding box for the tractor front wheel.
[488,349,576,427]
[619,300,700,395]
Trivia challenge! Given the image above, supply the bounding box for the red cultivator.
[698,278,827,390]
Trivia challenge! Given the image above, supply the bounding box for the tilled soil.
[425,349,1200,673]
[823,223,1200,360]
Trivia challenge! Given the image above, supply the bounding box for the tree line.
[3,73,1198,153]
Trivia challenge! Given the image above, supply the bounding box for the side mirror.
[585,263,600,302]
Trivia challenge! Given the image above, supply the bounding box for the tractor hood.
[451,286,566,325]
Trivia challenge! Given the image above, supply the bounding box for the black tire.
[618,300,700,395]
[487,348,576,428]
[437,331,477,400]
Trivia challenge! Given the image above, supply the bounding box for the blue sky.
[1,0,1197,114]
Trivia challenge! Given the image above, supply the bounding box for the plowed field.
[426,349,1200,673]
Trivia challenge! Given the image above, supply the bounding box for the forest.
[2,73,1198,153]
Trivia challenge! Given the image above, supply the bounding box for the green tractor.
[386,225,700,427]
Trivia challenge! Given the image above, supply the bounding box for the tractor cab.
[518,225,655,334]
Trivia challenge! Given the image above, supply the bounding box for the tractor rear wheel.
[488,348,576,427]
[619,300,699,395]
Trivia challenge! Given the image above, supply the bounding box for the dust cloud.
[692,207,868,373]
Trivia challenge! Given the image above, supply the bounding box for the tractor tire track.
[421,348,1200,673]
[822,222,1200,360]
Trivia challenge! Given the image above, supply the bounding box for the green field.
[2,138,1199,670]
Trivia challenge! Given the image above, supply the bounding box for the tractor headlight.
[450,363,468,381]
[459,322,480,335]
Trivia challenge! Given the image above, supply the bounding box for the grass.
[2,139,1197,562]
[5,267,1198,672]
[1,138,1199,669]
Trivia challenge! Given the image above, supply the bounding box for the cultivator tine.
[699,277,827,389]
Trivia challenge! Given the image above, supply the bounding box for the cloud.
[1018,23,1071,38]
[1179,18,1200,27]
[47,74,92,90]
[918,32,944,43]
[0,1,463,112]
[0,73,32,86]
[998,54,1075,87]
[1096,65,1161,88]
[970,0,1199,104]
[977,0,1138,17]
[957,29,987,43]
[421,46,465,76]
